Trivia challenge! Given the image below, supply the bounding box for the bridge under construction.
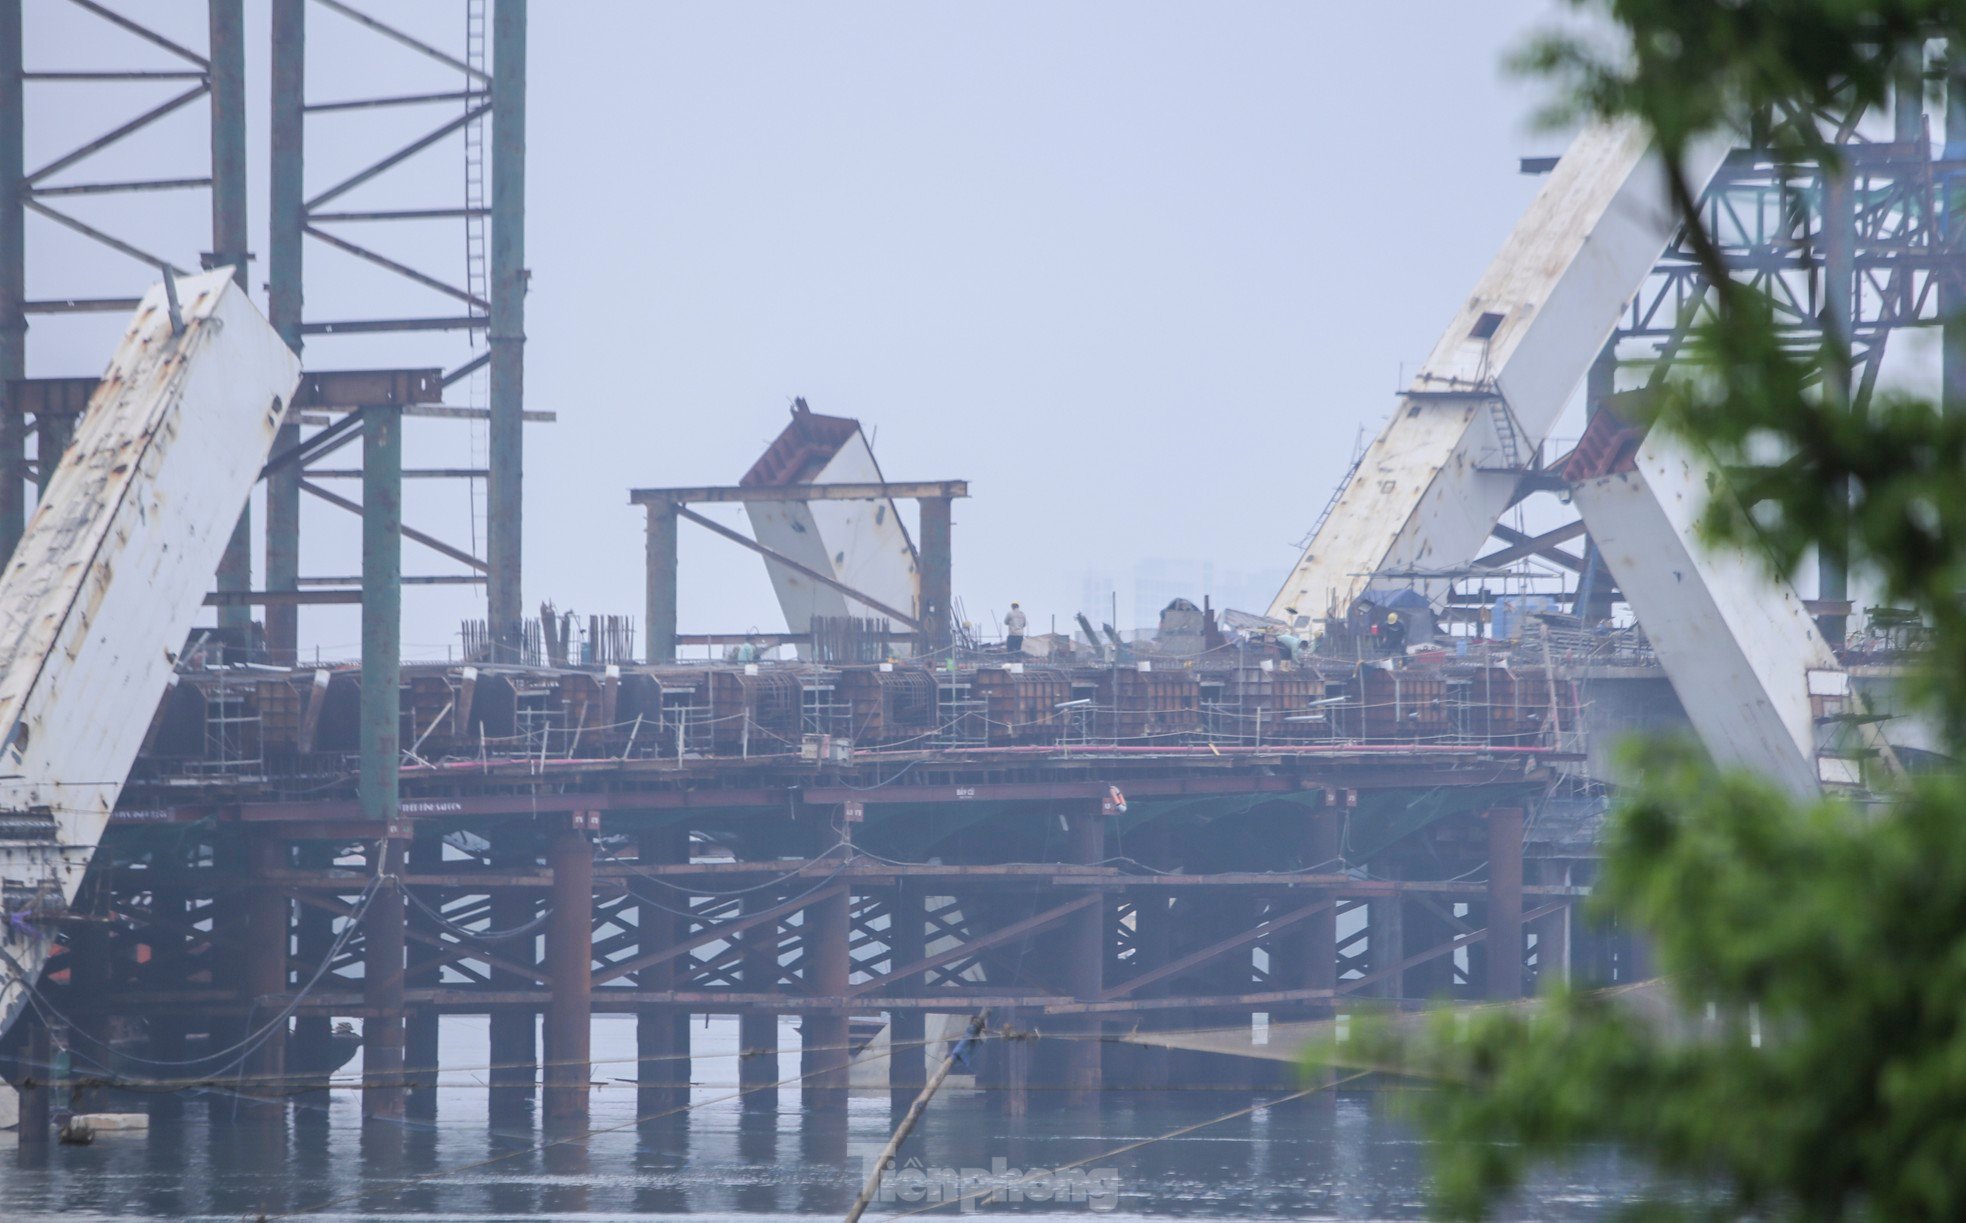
[0,0,1953,1149]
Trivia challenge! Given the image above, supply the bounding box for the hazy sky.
[25,2,1570,659]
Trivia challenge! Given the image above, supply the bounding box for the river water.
[2,1014,1650,1220]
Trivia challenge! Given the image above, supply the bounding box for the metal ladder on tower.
[463,0,490,557]
[1487,396,1525,470]
[1293,426,1367,554]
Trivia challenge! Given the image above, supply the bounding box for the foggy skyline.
[23,2,1562,658]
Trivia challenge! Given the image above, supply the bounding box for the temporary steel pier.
[2,0,1953,1144]
[30,648,1612,1125]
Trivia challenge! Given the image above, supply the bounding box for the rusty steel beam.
[1101,897,1336,1001]
[592,880,848,986]
[292,367,444,409]
[850,894,1097,998]
[302,477,487,571]
[630,480,968,506]
[1046,987,1341,1015]
[4,376,96,419]
[672,505,921,629]
[1337,900,1564,998]
[1482,523,1588,573]
[294,891,550,985]
[801,776,1319,805]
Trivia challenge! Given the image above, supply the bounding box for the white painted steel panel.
[1571,430,1836,797]
[0,270,299,1035]
[747,427,919,651]
[1270,123,1727,626]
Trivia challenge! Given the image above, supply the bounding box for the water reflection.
[0,1015,1648,1220]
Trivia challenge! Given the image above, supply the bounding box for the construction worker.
[1382,610,1407,655]
[1004,602,1028,653]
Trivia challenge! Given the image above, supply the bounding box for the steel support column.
[19,1017,49,1147]
[362,837,407,1122]
[146,872,192,1115]
[486,0,527,656]
[1064,806,1105,1103]
[635,823,690,1116]
[645,502,678,663]
[206,834,249,1121]
[1486,807,1525,1000]
[360,401,405,1121]
[1896,46,1925,145]
[265,0,305,662]
[404,825,442,1118]
[1121,894,1173,1090]
[738,885,779,1107]
[1405,893,1458,999]
[543,815,593,1121]
[488,826,538,1113]
[33,404,71,491]
[243,832,290,1098]
[800,887,850,1111]
[1533,859,1571,991]
[1949,58,1966,422]
[886,882,926,1109]
[1818,163,1856,646]
[360,404,401,818]
[1306,806,1341,997]
[917,495,952,655]
[1000,1006,1032,1117]
[0,0,24,557]
[1266,802,1341,1036]
[290,842,334,1089]
[209,0,252,633]
[1369,894,1403,1000]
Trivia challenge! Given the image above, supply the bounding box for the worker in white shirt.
[1004,602,1028,653]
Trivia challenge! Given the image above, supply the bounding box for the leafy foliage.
[1314,5,1966,1219]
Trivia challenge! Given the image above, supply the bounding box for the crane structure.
[1267,123,1727,629]
[1273,91,1956,794]
[0,270,298,1037]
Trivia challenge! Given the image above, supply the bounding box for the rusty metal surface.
[630,480,968,506]
[0,269,299,1037]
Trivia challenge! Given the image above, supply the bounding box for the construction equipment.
[0,270,299,1039]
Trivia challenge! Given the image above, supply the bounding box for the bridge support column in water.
[544,814,595,1122]
[406,825,444,1118]
[636,822,691,1117]
[800,885,850,1111]
[243,831,290,1106]
[489,825,539,1115]
[738,881,780,1109]
[886,881,927,1111]
[1064,804,1107,1104]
